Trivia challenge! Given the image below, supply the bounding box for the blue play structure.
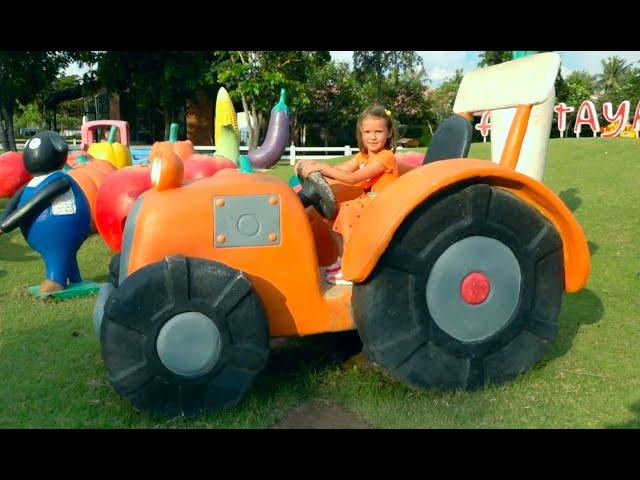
[130,147,151,165]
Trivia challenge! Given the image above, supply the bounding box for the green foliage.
[427,69,464,126]
[558,70,598,132]
[13,103,43,132]
[209,51,331,149]
[404,124,433,146]
[302,60,363,127]
[353,51,424,103]
[96,51,217,140]
[598,66,640,121]
[596,56,632,94]
[477,51,512,67]
[0,51,74,151]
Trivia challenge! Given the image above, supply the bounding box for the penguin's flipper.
[1,184,27,223]
[0,178,71,233]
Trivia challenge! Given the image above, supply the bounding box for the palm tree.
[597,56,631,94]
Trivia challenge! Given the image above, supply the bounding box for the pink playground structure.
[81,120,130,151]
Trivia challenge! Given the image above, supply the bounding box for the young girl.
[298,105,399,285]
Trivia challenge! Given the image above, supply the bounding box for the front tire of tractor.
[100,255,270,416]
[352,183,564,390]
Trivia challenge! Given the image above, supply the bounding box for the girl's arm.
[302,160,386,186]
[334,157,359,172]
[297,157,358,174]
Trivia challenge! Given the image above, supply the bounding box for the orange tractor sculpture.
[93,53,590,416]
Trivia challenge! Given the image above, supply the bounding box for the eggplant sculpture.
[248,88,290,169]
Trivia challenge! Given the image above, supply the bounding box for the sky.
[329,51,640,86]
[65,51,640,87]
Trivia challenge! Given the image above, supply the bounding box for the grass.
[0,138,638,428]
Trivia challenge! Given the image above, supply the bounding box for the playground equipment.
[149,123,195,161]
[248,89,290,169]
[487,51,554,181]
[82,121,132,169]
[81,120,130,150]
[0,131,95,297]
[92,52,589,416]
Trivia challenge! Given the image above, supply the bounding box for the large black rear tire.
[353,183,564,390]
[100,255,270,416]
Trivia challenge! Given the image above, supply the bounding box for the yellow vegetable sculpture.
[87,126,132,169]
[214,87,240,147]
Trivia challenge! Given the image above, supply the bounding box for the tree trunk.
[0,100,16,152]
[0,120,8,152]
[249,104,261,152]
[376,60,383,103]
[290,113,298,146]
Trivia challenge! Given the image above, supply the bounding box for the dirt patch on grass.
[269,398,374,429]
[267,332,374,429]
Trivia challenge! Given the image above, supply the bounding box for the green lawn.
[1,138,638,428]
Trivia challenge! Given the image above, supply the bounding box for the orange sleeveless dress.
[332,149,398,244]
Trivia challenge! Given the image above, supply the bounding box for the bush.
[404,124,433,147]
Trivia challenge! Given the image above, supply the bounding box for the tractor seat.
[423,114,473,165]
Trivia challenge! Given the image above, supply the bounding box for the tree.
[597,56,632,94]
[300,60,364,145]
[426,69,464,132]
[477,51,512,67]
[558,70,597,133]
[96,51,216,141]
[209,51,330,150]
[353,51,424,102]
[0,51,74,151]
[563,71,596,105]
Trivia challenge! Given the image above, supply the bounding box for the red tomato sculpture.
[0,152,32,198]
[182,154,236,181]
[95,165,153,253]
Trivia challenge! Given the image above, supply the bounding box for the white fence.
[195,144,363,165]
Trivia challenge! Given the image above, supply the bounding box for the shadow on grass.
[0,270,5,278]
[606,401,640,428]
[588,241,599,256]
[266,330,363,375]
[0,233,39,263]
[559,188,582,212]
[545,288,604,363]
[246,331,364,424]
[85,273,108,283]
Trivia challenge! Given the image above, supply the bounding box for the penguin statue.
[0,131,92,294]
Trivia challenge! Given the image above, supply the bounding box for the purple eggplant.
[248,88,290,169]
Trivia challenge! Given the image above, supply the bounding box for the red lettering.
[475,111,491,138]
[574,101,600,137]
[601,101,630,138]
[554,103,574,133]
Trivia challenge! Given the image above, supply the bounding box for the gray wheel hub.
[426,236,521,342]
[156,312,222,377]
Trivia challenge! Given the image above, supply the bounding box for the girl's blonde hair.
[355,105,398,153]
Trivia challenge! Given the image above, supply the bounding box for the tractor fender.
[341,158,590,292]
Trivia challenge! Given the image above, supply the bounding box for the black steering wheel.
[295,164,337,220]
